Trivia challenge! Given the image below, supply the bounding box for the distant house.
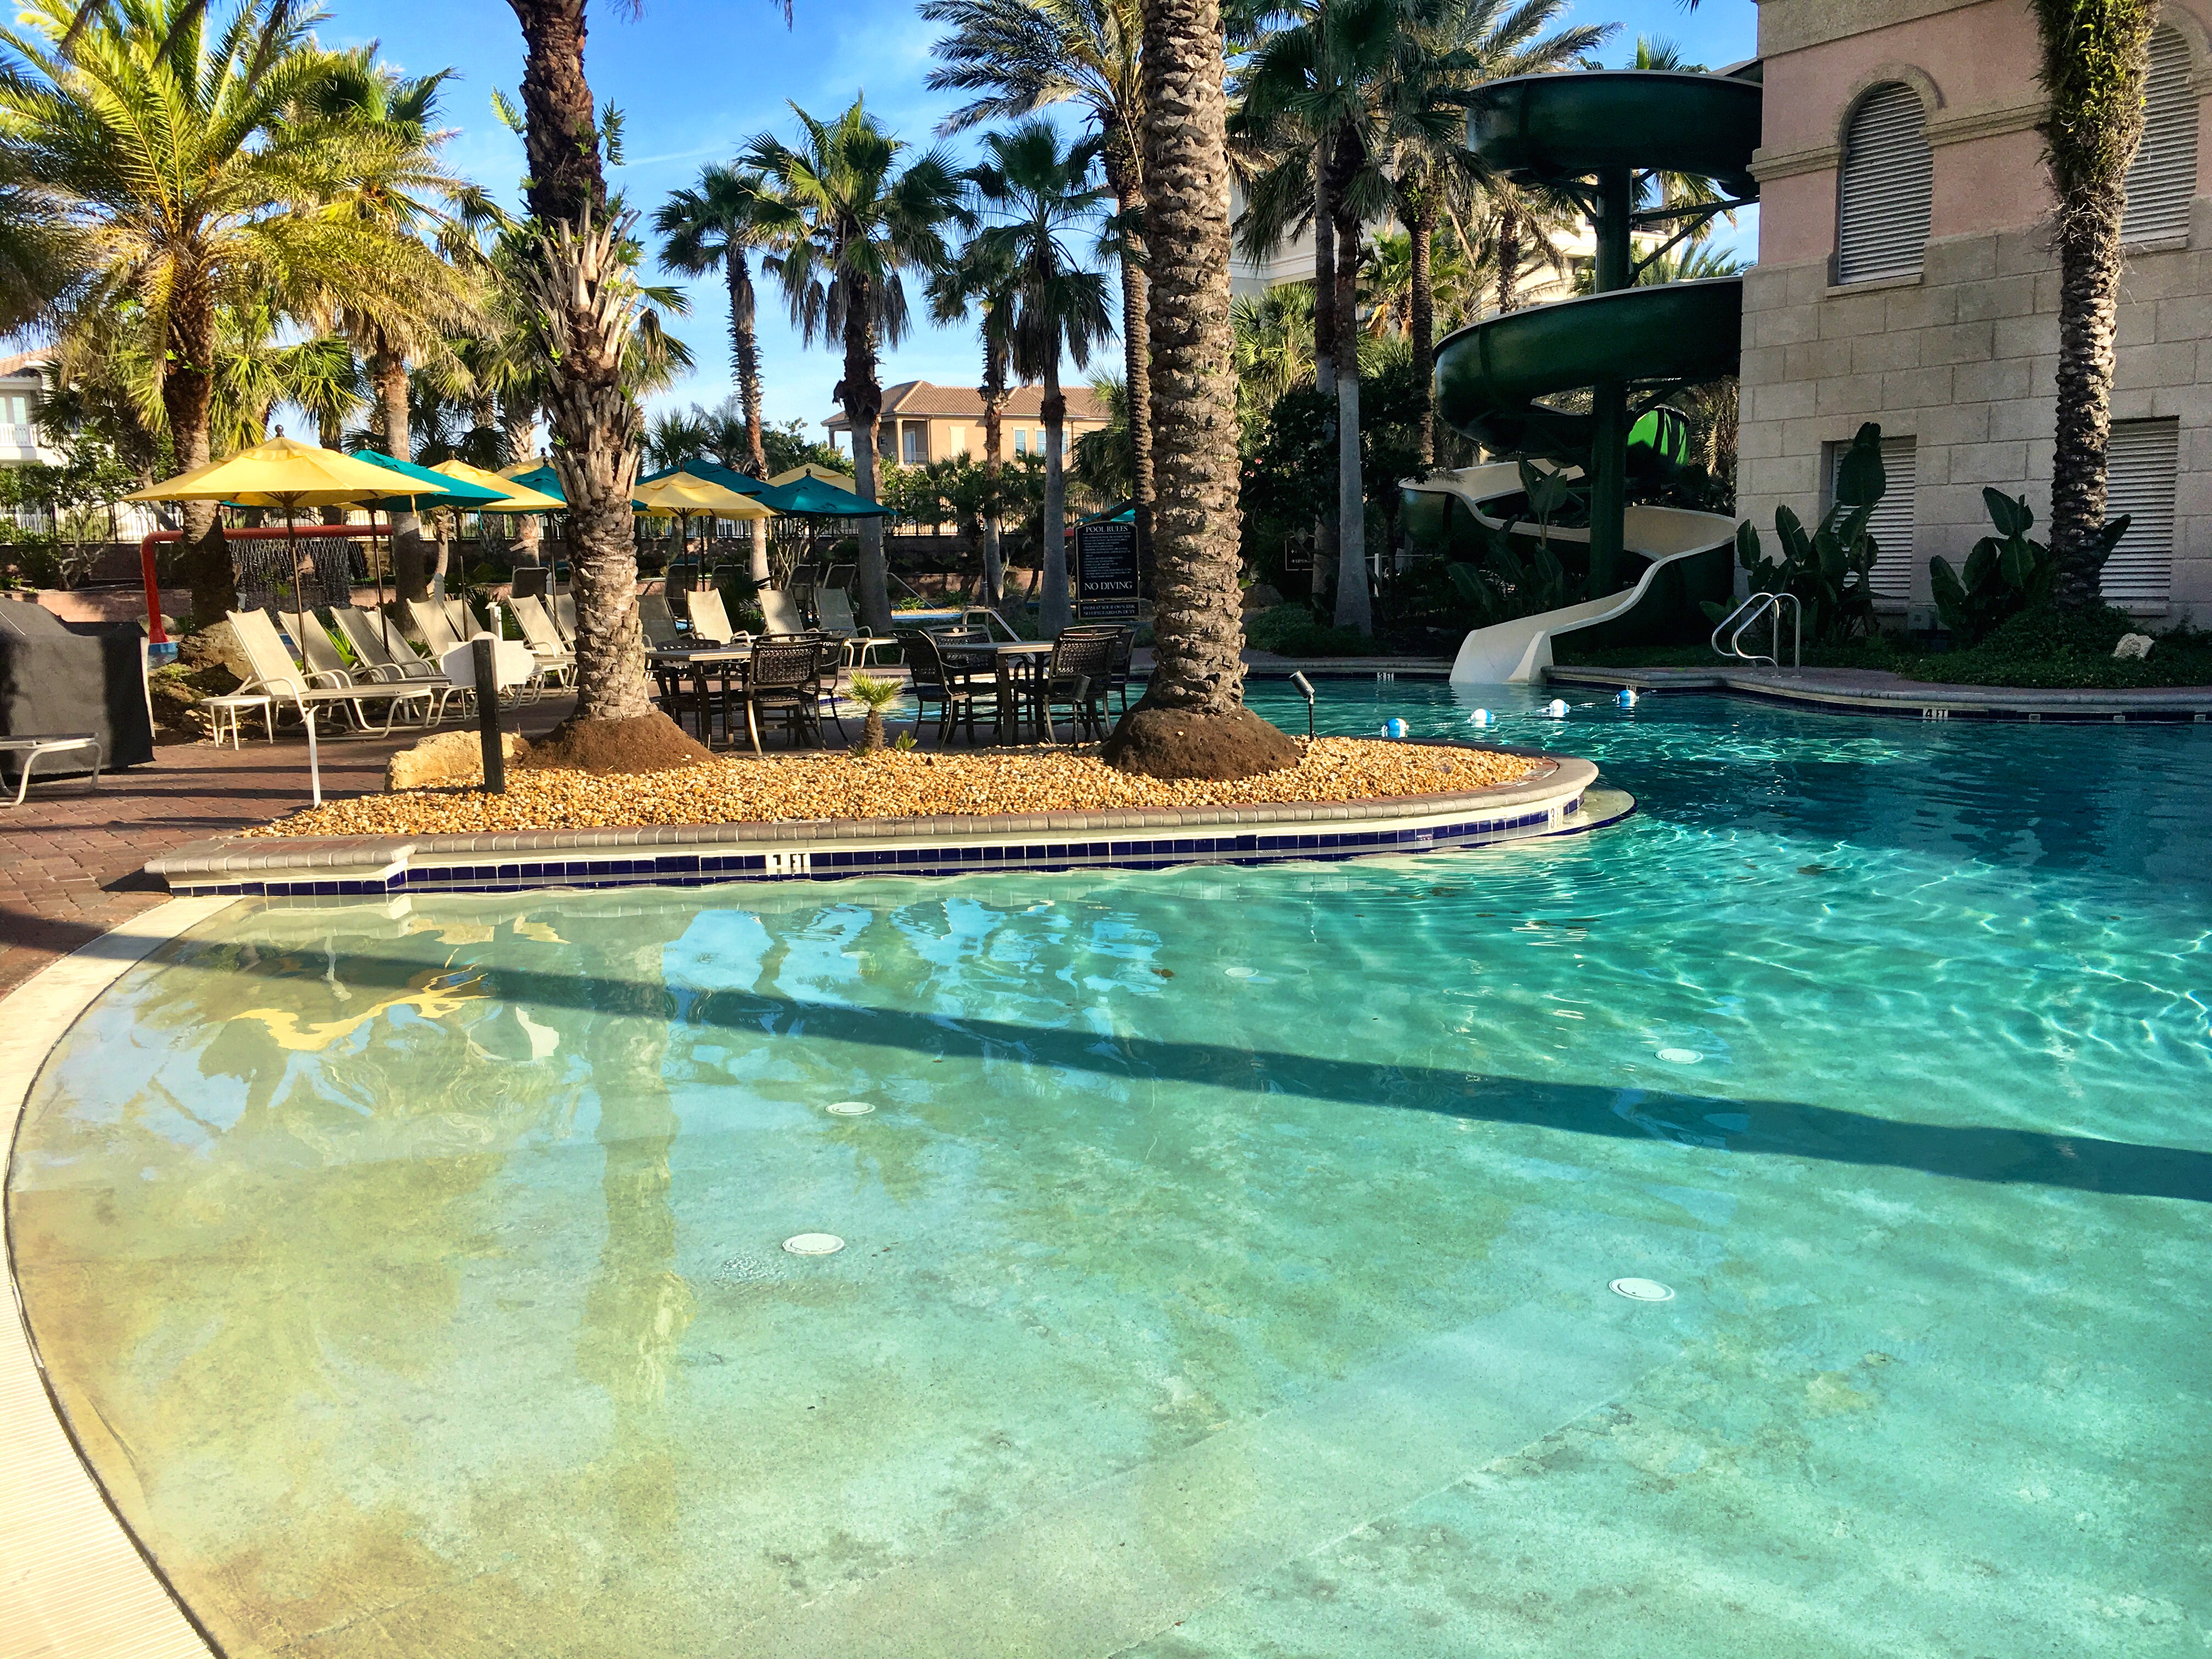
[823,380,1112,467]
[0,348,64,469]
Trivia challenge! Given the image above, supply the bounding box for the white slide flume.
[1403,462,1736,684]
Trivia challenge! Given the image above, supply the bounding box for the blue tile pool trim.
[148,754,1621,901]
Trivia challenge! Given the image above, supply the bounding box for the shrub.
[1242,602,1371,657]
[1712,421,1883,642]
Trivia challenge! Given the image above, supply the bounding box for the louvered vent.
[2101,419,2177,606]
[1832,436,1918,599]
[2121,29,2197,241]
[1837,84,1934,284]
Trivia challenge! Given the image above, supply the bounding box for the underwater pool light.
[1610,1278,1674,1302]
[783,1233,846,1256]
[1656,1047,1702,1064]
[825,1101,876,1116]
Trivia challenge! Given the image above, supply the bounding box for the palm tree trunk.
[1330,138,1370,635]
[511,0,660,730]
[371,349,430,601]
[980,345,1005,607]
[1408,189,1437,468]
[842,286,892,630]
[1496,206,1520,314]
[1101,0,1298,780]
[162,287,230,625]
[726,251,773,586]
[2036,0,2157,607]
[527,213,651,723]
[1041,362,1071,634]
[1311,142,1337,606]
[1103,132,1155,595]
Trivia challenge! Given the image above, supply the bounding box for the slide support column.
[1588,165,1634,597]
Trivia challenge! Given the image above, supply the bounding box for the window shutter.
[2100,418,2177,606]
[1837,84,1934,284]
[2121,30,2197,241]
[1832,436,1918,600]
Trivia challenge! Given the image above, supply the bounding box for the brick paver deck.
[0,697,580,1000]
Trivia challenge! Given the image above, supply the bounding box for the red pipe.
[137,523,387,645]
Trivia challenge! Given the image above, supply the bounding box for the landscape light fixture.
[1290,672,1316,743]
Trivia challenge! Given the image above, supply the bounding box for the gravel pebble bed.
[249,738,1544,839]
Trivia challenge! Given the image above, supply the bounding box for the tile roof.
[825,380,1110,427]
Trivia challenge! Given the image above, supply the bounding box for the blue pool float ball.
[1545,698,1569,718]
[1379,718,1409,738]
[1468,708,1492,726]
[1617,688,1638,708]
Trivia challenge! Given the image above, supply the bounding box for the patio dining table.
[936,640,1054,744]
[649,644,751,747]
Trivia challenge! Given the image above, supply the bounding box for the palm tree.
[1380,0,1605,465]
[501,0,668,730]
[1099,0,1300,777]
[1231,283,1316,434]
[1233,0,1409,635]
[966,120,1117,635]
[741,98,965,631]
[924,0,1158,589]
[928,235,1022,604]
[2034,0,2157,605]
[654,163,777,581]
[1,0,435,622]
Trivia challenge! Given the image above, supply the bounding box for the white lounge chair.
[511,594,577,684]
[757,587,807,636]
[331,607,465,720]
[686,586,742,645]
[553,590,579,645]
[228,609,432,736]
[815,586,898,667]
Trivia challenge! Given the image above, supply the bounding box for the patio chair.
[895,628,996,744]
[228,609,432,736]
[815,586,899,668]
[1060,624,1135,715]
[1030,630,1117,743]
[639,592,682,648]
[510,595,577,686]
[331,607,466,720]
[737,638,827,753]
[1,733,101,806]
[553,591,579,646]
[443,597,479,641]
[758,588,808,636]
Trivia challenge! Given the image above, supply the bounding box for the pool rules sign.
[1075,519,1139,619]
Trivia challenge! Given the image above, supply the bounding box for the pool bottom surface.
[9,686,2210,1657]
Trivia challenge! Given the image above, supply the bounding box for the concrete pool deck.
[2,898,233,1659]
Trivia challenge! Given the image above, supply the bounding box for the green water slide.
[1413,70,1764,681]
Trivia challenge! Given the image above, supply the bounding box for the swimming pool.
[10,682,2209,1657]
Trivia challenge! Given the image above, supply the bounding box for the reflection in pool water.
[9,684,2211,1658]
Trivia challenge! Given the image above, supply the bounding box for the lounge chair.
[685,586,743,646]
[639,592,682,648]
[331,607,466,720]
[554,591,579,645]
[511,595,577,685]
[815,587,899,667]
[228,608,432,735]
[758,587,808,636]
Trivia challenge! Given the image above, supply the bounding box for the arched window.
[1836,83,1934,284]
[2121,27,2198,241]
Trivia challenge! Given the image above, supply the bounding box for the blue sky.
[339,0,1759,441]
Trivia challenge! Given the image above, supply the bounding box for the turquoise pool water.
[10,682,2210,1657]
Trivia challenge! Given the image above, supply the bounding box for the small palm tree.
[966,119,1118,635]
[846,671,904,753]
[924,0,1156,583]
[742,99,966,632]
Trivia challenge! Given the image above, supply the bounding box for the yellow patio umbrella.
[125,433,456,639]
[428,458,566,512]
[633,471,775,518]
[767,462,856,488]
